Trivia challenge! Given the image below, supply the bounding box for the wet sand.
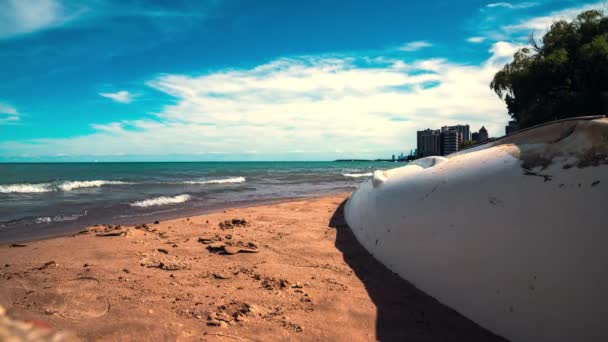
[0,193,505,341]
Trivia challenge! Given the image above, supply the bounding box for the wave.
[0,180,130,193]
[130,194,192,208]
[182,176,246,185]
[58,180,130,191]
[35,211,88,224]
[0,183,53,193]
[342,172,373,178]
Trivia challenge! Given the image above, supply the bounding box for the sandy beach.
[0,193,504,341]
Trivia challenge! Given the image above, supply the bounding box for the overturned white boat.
[345,116,608,342]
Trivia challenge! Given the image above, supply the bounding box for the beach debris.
[213,273,231,280]
[262,277,289,291]
[36,261,58,270]
[154,220,160,224]
[205,241,259,255]
[85,224,130,237]
[157,261,189,271]
[282,321,303,332]
[281,320,303,332]
[299,293,312,303]
[134,224,156,233]
[9,243,27,248]
[198,235,222,244]
[206,301,257,327]
[157,248,169,254]
[96,230,127,237]
[140,256,190,271]
[260,305,303,332]
[218,218,248,230]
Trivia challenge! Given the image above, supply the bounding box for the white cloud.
[487,2,538,9]
[0,103,19,124]
[467,36,486,43]
[503,2,606,36]
[398,41,433,52]
[0,41,521,159]
[0,0,67,39]
[99,90,133,103]
[0,103,18,115]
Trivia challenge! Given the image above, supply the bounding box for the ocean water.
[0,161,395,242]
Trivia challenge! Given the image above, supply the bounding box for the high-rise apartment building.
[416,129,442,157]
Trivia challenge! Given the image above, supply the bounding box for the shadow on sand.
[329,199,508,342]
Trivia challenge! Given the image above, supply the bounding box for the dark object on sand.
[218,218,248,230]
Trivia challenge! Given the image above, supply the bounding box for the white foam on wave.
[0,183,53,193]
[183,176,246,185]
[130,194,192,208]
[35,211,88,224]
[58,180,130,191]
[343,173,373,178]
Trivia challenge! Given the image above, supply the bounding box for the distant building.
[417,129,442,157]
[472,132,479,142]
[479,126,488,141]
[473,126,489,143]
[444,124,470,142]
[505,120,520,135]
[392,154,396,162]
[418,124,476,157]
[441,130,459,155]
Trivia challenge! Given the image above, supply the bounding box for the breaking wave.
[130,194,192,208]
[0,183,53,193]
[0,180,130,193]
[35,211,88,224]
[58,180,130,191]
[182,177,246,185]
[342,172,373,178]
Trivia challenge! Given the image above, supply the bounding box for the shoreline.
[0,194,504,341]
[0,190,355,245]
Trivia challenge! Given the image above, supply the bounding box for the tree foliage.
[461,139,476,149]
[491,10,608,128]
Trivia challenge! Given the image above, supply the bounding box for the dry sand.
[0,193,505,341]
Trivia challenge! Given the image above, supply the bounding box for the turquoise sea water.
[0,161,396,242]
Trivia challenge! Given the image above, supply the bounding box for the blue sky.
[0,0,602,161]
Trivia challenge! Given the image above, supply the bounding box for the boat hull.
[345,117,608,342]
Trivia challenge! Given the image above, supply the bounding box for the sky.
[0,0,604,162]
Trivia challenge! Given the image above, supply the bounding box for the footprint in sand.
[55,277,109,320]
[31,277,109,320]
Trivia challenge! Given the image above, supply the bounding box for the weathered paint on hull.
[345,117,608,342]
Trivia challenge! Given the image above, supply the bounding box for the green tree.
[461,139,476,149]
[491,10,608,128]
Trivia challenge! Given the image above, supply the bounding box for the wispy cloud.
[99,90,133,103]
[486,2,538,9]
[503,2,607,35]
[398,41,433,52]
[0,103,19,124]
[0,0,79,39]
[0,1,212,41]
[471,1,605,43]
[467,36,486,43]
